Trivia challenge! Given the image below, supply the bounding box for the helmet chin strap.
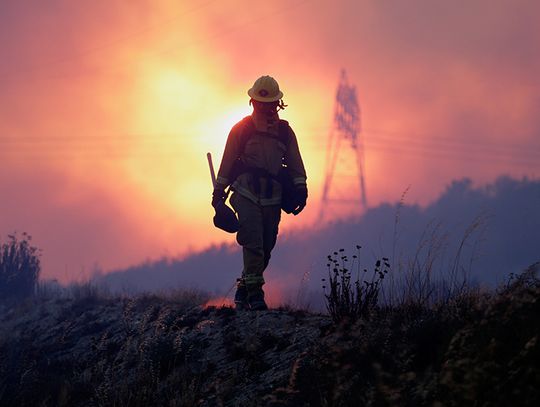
[249,99,288,116]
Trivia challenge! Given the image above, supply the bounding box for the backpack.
[229,116,298,214]
[235,115,290,156]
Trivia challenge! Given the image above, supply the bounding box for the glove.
[292,185,308,215]
[212,188,227,208]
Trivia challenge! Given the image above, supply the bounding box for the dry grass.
[323,246,389,323]
[269,263,539,407]
[0,285,211,407]
[1,266,538,406]
[0,232,41,303]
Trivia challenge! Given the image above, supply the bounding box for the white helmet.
[247,75,283,102]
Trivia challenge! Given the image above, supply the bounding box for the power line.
[304,126,540,156]
[367,131,539,155]
[300,130,540,163]
[0,134,182,143]
[303,136,540,166]
[2,137,537,170]
[3,128,538,161]
[363,141,539,167]
[2,128,539,161]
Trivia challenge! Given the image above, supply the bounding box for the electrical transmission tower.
[320,69,367,219]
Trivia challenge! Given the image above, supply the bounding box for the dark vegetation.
[323,247,389,323]
[2,177,539,406]
[1,253,538,406]
[274,264,539,407]
[0,233,40,303]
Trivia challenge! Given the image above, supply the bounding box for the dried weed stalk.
[323,246,389,323]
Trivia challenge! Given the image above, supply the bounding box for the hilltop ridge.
[1,263,539,406]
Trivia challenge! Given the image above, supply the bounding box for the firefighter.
[212,75,308,310]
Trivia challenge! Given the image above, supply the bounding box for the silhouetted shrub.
[0,233,41,302]
[323,246,389,323]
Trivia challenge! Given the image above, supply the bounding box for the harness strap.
[246,167,279,198]
[229,116,291,199]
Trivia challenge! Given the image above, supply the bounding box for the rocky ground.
[0,291,331,406]
[1,264,539,406]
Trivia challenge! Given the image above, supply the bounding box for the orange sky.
[1,0,539,281]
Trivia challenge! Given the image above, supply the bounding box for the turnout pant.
[230,192,281,290]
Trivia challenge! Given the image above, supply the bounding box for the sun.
[126,58,256,157]
[200,104,253,156]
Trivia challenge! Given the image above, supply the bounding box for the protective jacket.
[215,111,307,206]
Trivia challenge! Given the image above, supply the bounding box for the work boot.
[234,279,249,311]
[247,287,268,311]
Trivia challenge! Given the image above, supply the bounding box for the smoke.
[98,176,540,307]
[1,0,539,283]
[0,165,162,282]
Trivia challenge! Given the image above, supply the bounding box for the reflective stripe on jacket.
[216,112,307,206]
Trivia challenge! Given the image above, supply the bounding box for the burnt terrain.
[1,264,539,406]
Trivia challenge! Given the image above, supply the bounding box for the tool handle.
[207,152,216,188]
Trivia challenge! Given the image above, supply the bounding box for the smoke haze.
[98,176,540,306]
[1,1,539,281]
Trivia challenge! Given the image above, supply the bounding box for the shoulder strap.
[237,116,255,156]
[237,116,291,156]
[277,119,292,147]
